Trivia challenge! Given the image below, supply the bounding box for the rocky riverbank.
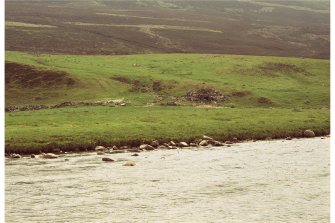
[6,129,326,159]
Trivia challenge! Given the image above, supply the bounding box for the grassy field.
[5,51,330,108]
[5,106,330,154]
[5,51,330,153]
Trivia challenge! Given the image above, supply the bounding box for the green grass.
[5,51,330,153]
[5,51,330,108]
[5,106,330,153]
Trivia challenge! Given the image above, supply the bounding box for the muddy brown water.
[5,138,329,223]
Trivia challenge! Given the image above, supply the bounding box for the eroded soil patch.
[257,97,273,104]
[231,91,251,97]
[111,75,171,93]
[5,62,76,88]
[258,62,306,74]
[185,88,226,103]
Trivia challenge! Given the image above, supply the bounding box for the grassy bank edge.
[5,128,330,155]
[5,106,330,155]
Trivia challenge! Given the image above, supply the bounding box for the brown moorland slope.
[5,0,329,58]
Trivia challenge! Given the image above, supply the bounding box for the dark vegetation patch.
[5,62,76,88]
[185,88,226,103]
[231,91,251,97]
[111,75,171,93]
[257,97,273,104]
[131,79,175,93]
[111,75,132,84]
[258,63,306,75]
[152,80,164,92]
[130,79,152,92]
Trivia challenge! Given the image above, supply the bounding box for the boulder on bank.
[304,130,315,138]
[169,141,177,146]
[42,153,58,159]
[102,157,114,162]
[178,142,189,147]
[95,146,106,152]
[168,145,178,149]
[199,140,209,146]
[150,140,160,147]
[123,161,136,166]
[139,144,155,151]
[112,145,119,150]
[225,141,233,144]
[189,143,197,147]
[10,153,21,159]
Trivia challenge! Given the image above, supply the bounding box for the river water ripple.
[5,137,329,223]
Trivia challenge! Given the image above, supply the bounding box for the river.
[5,137,330,223]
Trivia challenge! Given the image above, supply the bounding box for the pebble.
[102,157,114,162]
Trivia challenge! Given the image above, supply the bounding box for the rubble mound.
[185,88,226,103]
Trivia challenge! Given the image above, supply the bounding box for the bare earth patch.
[259,62,305,73]
[5,62,75,88]
[185,88,226,103]
[257,97,273,104]
[231,91,251,97]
